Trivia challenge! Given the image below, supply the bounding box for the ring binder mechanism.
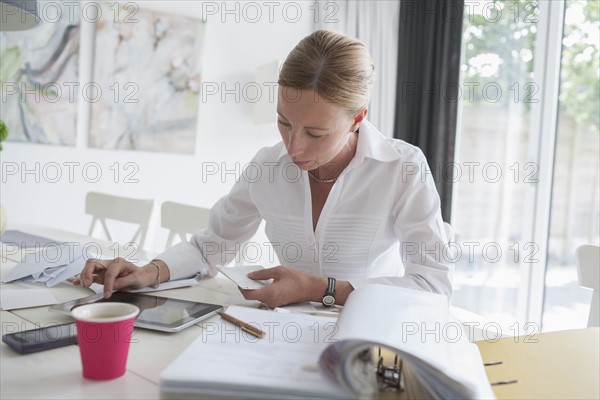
[341,346,406,395]
[376,347,404,392]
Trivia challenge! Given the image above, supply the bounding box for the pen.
[217,311,266,339]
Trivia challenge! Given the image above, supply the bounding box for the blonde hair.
[278,29,375,115]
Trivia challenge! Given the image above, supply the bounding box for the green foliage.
[463,0,599,130]
[463,0,538,105]
[0,120,7,151]
[558,0,599,131]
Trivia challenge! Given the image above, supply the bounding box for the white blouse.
[158,120,453,299]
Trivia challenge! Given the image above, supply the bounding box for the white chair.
[576,244,600,327]
[86,192,154,249]
[161,201,210,249]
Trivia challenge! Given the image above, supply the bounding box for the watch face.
[322,295,335,307]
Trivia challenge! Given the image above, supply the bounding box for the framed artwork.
[0,6,80,145]
[88,3,205,154]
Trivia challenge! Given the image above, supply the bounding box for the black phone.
[2,322,77,354]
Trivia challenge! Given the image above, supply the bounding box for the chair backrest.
[576,244,600,327]
[161,201,211,249]
[86,192,154,249]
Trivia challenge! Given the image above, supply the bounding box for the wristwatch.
[322,277,336,307]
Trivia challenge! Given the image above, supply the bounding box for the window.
[543,0,599,331]
[453,0,598,332]
[453,0,540,331]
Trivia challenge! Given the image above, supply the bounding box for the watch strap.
[325,277,336,296]
[322,277,336,307]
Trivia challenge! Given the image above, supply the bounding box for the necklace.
[308,170,338,184]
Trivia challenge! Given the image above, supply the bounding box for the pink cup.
[72,302,140,380]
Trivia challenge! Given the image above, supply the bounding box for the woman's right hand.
[73,257,159,298]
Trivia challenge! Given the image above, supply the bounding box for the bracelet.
[149,261,161,289]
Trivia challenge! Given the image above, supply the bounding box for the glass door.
[542,0,599,331]
[452,0,583,333]
[453,0,542,332]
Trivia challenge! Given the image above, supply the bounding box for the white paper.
[217,265,270,290]
[88,278,199,295]
[0,230,62,248]
[0,288,58,310]
[1,244,87,286]
[274,301,317,314]
[45,257,89,287]
[160,306,346,399]
[275,302,343,317]
[335,285,451,368]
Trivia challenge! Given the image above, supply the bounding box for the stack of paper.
[1,244,88,287]
[161,306,347,399]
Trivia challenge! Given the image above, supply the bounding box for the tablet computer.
[50,292,222,333]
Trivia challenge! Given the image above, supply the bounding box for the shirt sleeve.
[155,168,262,281]
[349,149,454,301]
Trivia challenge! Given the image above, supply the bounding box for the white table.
[1,226,261,399]
[1,225,495,399]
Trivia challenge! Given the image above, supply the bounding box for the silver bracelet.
[149,261,161,289]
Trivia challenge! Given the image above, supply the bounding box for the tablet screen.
[51,292,222,332]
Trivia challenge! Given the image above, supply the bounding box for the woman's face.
[277,87,360,171]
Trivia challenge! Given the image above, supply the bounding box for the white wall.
[0,1,314,256]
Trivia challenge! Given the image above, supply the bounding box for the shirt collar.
[353,119,403,164]
[275,118,401,164]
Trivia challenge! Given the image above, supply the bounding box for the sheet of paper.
[45,257,88,287]
[0,230,62,248]
[83,260,199,294]
[1,245,86,284]
[275,301,342,317]
[0,288,58,310]
[274,301,317,314]
[161,306,346,399]
[88,278,199,295]
[216,265,269,290]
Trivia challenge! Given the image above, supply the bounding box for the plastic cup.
[72,302,140,380]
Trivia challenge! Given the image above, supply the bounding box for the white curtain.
[315,1,400,137]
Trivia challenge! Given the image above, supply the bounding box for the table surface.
[1,226,257,399]
[2,226,598,399]
[476,327,599,400]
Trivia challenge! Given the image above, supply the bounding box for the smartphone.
[2,322,77,354]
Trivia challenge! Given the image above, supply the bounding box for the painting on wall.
[89,4,205,154]
[0,8,80,145]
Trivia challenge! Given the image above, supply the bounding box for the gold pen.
[217,311,266,339]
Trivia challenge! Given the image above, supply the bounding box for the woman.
[76,29,452,308]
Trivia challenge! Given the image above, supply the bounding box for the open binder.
[160,285,495,399]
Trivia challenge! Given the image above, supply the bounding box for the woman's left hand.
[238,266,327,309]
